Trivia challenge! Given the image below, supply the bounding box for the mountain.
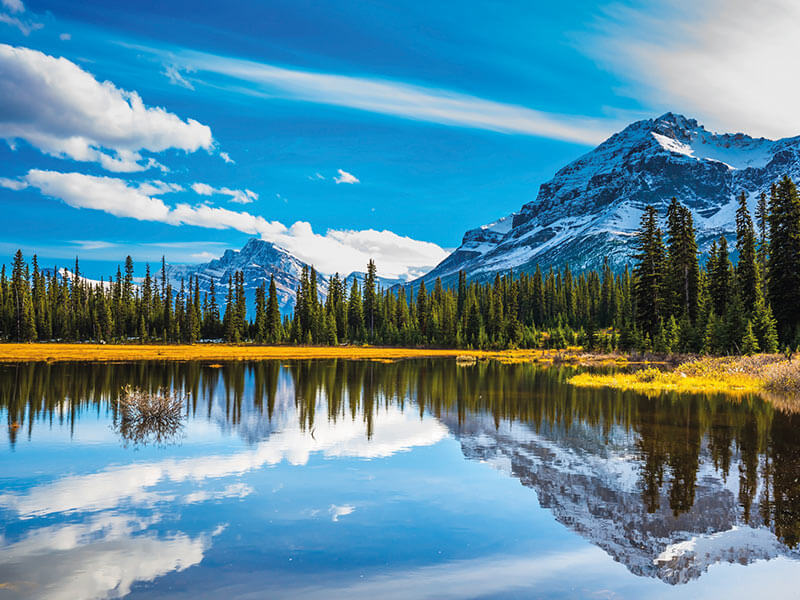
[166,238,327,316]
[418,112,800,285]
[444,413,800,585]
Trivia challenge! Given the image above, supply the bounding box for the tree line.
[3,175,800,354]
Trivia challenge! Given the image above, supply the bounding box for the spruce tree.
[735,192,758,312]
[633,205,667,338]
[266,275,281,343]
[767,176,800,342]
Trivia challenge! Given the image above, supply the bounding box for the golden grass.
[0,343,626,364]
[568,354,799,397]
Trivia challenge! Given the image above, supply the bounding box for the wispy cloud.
[191,182,258,204]
[219,151,234,164]
[162,63,194,90]
[1,0,24,13]
[133,45,618,145]
[334,169,359,184]
[11,169,448,278]
[589,0,800,138]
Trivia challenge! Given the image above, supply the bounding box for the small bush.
[113,385,185,446]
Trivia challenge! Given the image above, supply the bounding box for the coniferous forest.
[4,175,800,354]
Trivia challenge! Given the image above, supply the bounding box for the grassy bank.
[0,343,628,364]
[569,354,800,397]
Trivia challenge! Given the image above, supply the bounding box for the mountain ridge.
[414,112,800,286]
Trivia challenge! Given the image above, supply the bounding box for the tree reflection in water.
[1,358,799,563]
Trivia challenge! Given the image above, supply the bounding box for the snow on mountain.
[166,238,326,316]
[443,413,800,585]
[419,112,800,284]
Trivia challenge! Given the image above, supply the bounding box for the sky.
[2,0,800,279]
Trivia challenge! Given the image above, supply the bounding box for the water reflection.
[1,359,800,597]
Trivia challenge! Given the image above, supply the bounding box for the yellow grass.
[568,355,797,397]
[0,343,625,364]
[569,369,762,396]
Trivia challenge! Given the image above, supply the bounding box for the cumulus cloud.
[191,182,257,203]
[15,169,448,279]
[334,169,359,184]
[0,44,213,171]
[136,46,617,145]
[590,0,800,138]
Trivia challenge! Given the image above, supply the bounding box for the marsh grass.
[113,385,185,447]
[569,354,800,400]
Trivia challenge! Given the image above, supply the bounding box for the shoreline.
[0,343,627,364]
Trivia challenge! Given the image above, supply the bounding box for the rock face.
[167,238,326,316]
[445,414,800,585]
[419,112,800,285]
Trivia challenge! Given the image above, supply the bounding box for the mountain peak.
[416,115,800,284]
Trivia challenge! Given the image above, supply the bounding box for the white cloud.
[329,504,355,522]
[137,46,617,145]
[0,44,213,171]
[17,169,448,278]
[0,176,27,190]
[191,182,258,204]
[70,240,117,251]
[590,0,800,138]
[59,32,70,41]
[138,180,184,195]
[220,151,234,164]
[334,169,359,184]
[1,0,23,13]
[0,12,41,35]
[163,63,194,90]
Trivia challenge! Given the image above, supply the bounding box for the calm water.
[1,359,798,599]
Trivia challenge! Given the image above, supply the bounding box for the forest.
[2,175,800,355]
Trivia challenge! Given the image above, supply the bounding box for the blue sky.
[2,0,798,278]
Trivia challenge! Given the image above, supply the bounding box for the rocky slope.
[166,238,326,316]
[419,112,800,285]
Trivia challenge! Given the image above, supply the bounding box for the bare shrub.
[113,385,185,446]
[763,361,800,395]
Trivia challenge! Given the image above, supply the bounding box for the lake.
[1,359,798,599]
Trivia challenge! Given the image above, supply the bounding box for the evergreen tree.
[767,176,800,342]
[633,205,667,337]
[735,192,758,312]
[266,275,281,343]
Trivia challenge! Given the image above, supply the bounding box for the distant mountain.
[344,270,406,291]
[417,112,800,285]
[167,238,327,316]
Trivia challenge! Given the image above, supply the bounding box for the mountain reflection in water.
[1,359,799,598]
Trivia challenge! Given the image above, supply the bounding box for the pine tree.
[633,205,667,338]
[666,198,700,321]
[708,237,733,317]
[735,192,758,312]
[767,175,800,342]
[266,275,281,343]
[742,321,759,355]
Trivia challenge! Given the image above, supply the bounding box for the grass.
[569,354,800,398]
[0,343,629,364]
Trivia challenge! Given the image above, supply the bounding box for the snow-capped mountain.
[167,238,327,316]
[420,112,800,284]
[444,413,800,584]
